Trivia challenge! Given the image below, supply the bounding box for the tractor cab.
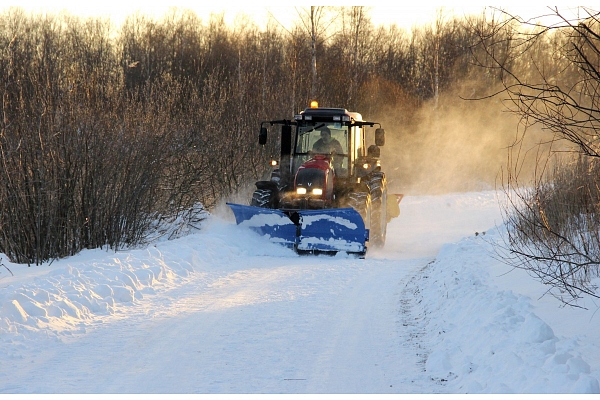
[292,106,365,180]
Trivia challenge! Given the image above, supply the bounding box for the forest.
[0,5,599,305]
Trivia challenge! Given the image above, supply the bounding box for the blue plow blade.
[226,203,368,254]
[226,203,298,248]
[296,208,368,254]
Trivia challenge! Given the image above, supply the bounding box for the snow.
[238,211,295,228]
[0,190,599,393]
[301,214,358,230]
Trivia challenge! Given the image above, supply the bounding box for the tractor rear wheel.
[367,173,387,248]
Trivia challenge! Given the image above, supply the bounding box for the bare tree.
[294,6,338,100]
[474,7,600,306]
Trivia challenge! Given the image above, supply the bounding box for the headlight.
[312,188,323,196]
[363,163,370,169]
[297,187,307,195]
[270,160,278,166]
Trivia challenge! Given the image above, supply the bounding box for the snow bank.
[0,215,294,348]
[0,247,194,343]
[418,228,600,393]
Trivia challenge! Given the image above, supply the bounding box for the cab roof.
[300,107,363,122]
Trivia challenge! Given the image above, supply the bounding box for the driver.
[312,127,343,155]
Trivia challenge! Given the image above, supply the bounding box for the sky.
[2,1,567,30]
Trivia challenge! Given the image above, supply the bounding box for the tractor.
[227,102,399,257]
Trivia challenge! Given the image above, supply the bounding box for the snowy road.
[3,191,598,393]
[111,258,429,394]
[3,244,439,392]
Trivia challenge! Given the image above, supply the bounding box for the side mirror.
[375,128,385,146]
[259,127,267,145]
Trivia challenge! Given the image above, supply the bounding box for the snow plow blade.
[227,203,368,256]
[295,208,368,254]
[226,203,298,248]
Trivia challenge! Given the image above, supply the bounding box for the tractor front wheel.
[342,191,371,234]
[251,189,276,208]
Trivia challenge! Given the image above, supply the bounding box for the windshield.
[294,122,349,176]
[297,123,348,153]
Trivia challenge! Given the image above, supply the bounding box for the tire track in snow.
[396,260,449,392]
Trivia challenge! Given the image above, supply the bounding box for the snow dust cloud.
[376,82,548,196]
